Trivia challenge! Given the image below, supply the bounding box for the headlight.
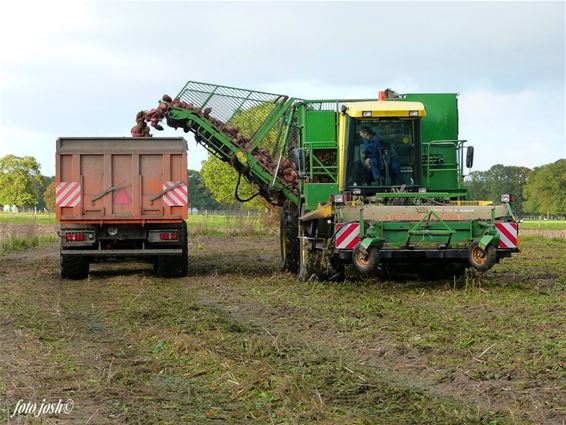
[409,110,419,117]
[362,111,372,117]
[500,194,514,203]
[107,225,118,236]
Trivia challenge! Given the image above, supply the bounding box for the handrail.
[424,140,467,188]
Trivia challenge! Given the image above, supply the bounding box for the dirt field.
[0,233,565,424]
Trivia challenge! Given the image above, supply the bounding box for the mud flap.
[358,237,384,254]
[479,234,499,251]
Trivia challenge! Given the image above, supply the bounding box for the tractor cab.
[340,100,426,196]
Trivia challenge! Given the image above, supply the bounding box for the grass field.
[519,220,566,230]
[0,234,57,255]
[0,234,565,424]
[1,211,564,232]
[0,212,273,238]
[0,211,57,224]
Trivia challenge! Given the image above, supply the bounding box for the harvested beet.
[132,96,299,189]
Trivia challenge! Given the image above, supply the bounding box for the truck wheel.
[156,222,188,278]
[352,246,379,276]
[468,241,496,272]
[179,243,188,276]
[280,201,299,273]
[156,254,186,278]
[60,255,89,280]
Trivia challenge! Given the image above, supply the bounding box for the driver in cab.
[359,126,383,183]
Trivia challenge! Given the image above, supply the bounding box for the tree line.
[0,155,220,212]
[0,154,564,215]
[466,160,566,216]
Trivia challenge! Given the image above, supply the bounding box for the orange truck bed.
[56,138,189,279]
[55,137,188,223]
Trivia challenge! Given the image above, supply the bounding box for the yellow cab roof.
[344,100,426,118]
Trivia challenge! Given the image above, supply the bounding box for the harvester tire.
[60,254,89,280]
[298,240,317,282]
[468,241,496,272]
[280,201,299,273]
[352,246,379,276]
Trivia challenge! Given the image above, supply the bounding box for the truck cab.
[340,100,425,195]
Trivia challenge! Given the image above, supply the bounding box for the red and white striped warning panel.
[56,182,81,207]
[162,181,188,207]
[496,222,518,249]
[335,222,360,250]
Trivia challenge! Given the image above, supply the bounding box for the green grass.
[0,211,57,224]
[1,236,564,423]
[0,234,57,254]
[187,213,273,236]
[0,212,271,235]
[519,220,566,230]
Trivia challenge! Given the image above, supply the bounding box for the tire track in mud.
[1,236,564,424]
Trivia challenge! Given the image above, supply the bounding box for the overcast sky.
[0,1,564,175]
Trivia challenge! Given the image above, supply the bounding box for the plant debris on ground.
[0,234,564,424]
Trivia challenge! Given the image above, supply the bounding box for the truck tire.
[156,253,186,278]
[280,201,299,273]
[156,222,188,278]
[60,255,89,280]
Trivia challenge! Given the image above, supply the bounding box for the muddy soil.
[0,235,564,424]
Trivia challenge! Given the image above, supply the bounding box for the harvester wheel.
[279,201,299,273]
[468,241,496,272]
[60,255,89,280]
[352,246,379,276]
[298,238,318,282]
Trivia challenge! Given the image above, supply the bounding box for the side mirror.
[466,146,474,169]
[292,148,307,179]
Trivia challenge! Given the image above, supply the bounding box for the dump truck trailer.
[132,82,519,280]
[56,137,188,279]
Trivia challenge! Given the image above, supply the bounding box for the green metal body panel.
[362,219,495,249]
[303,183,338,211]
[350,204,502,251]
[305,111,336,144]
[299,106,340,210]
[402,94,464,194]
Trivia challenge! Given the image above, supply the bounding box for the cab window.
[346,118,419,189]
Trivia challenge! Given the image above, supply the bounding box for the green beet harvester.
[141,81,520,280]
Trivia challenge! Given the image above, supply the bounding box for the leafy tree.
[200,102,280,211]
[201,156,264,210]
[187,169,221,211]
[0,155,42,208]
[34,175,54,210]
[523,159,566,216]
[43,180,57,211]
[467,164,531,214]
